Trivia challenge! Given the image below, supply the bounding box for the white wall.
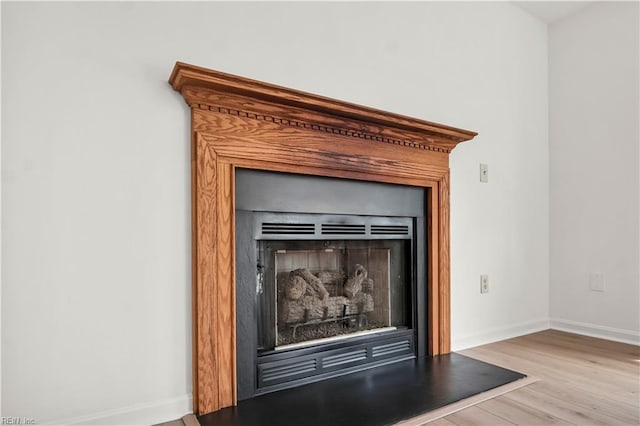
[549,2,640,343]
[2,2,549,423]
[0,0,3,417]
[448,6,550,350]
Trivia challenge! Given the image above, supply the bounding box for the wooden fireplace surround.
[169,62,477,415]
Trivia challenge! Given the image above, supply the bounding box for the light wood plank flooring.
[437,330,639,425]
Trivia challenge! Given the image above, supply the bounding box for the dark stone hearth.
[198,353,526,426]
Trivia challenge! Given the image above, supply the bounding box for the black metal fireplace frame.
[235,169,427,400]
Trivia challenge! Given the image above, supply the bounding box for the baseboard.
[451,318,550,351]
[452,317,640,350]
[550,318,640,346]
[45,394,193,425]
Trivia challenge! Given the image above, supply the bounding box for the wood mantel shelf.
[169,61,477,416]
[170,62,477,153]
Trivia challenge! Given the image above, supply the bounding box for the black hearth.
[235,169,427,400]
[198,353,527,426]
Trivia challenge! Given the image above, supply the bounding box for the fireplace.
[168,62,476,415]
[235,170,427,399]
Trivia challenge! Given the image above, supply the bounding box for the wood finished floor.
[432,330,640,425]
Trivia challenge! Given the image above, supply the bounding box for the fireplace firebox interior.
[236,169,427,400]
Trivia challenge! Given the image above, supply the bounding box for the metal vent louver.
[372,340,411,357]
[321,223,366,235]
[261,223,315,235]
[371,225,410,235]
[321,349,367,368]
[261,359,317,383]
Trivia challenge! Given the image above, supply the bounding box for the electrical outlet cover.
[480,275,489,294]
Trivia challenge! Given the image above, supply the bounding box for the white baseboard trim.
[452,318,550,351]
[550,318,640,346]
[45,393,193,426]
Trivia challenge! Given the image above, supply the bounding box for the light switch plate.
[589,272,605,292]
[480,164,488,183]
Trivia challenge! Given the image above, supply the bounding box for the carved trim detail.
[193,103,452,153]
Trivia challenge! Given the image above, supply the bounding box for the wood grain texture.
[427,187,440,355]
[190,126,198,411]
[438,172,451,353]
[438,330,640,426]
[169,62,477,148]
[186,89,458,153]
[192,109,450,175]
[197,136,448,186]
[193,134,219,412]
[215,161,236,406]
[444,404,516,426]
[170,62,477,415]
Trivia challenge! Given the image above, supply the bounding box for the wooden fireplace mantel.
[169,61,477,415]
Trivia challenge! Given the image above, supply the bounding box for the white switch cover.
[480,164,489,183]
[480,275,489,294]
[589,272,605,292]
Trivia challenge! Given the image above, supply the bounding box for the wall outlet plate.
[480,274,489,293]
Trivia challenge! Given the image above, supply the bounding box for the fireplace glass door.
[255,214,413,353]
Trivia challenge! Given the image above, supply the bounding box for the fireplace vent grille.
[321,349,368,368]
[321,224,366,235]
[371,225,410,235]
[256,331,415,394]
[254,213,413,240]
[372,339,411,357]
[262,223,315,235]
[260,359,318,384]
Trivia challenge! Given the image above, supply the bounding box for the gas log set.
[278,265,376,345]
